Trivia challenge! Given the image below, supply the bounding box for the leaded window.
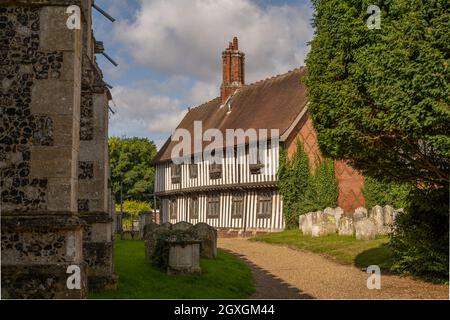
[169,197,178,219]
[257,192,273,217]
[171,163,181,184]
[231,193,244,218]
[189,196,199,220]
[206,194,220,218]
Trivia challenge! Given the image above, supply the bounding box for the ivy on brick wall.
[279,140,339,228]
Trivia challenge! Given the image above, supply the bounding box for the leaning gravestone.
[191,223,217,258]
[338,216,354,236]
[355,218,377,240]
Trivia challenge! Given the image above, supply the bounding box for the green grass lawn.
[251,229,394,270]
[89,238,255,299]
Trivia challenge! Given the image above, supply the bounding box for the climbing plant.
[278,140,339,228]
[300,158,339,214]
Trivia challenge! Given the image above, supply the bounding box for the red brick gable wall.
[285,113,365,213]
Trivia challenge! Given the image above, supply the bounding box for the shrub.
[363,176,412,209]
[116,200,151,230]
[390,187,449,282]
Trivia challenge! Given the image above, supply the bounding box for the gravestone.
[172,221,194,231]
[143,222,172,261]
[338,216,355,236]
[324,207,343,228]
[355,218,377,240]
[353,207,368,222]
[192,223,217,258]
[299,213,313,236]
[383,205,395,225]
[167,240,202,275]
[311,212,337,237]
[139,211,153,239]
[370,205,387,234]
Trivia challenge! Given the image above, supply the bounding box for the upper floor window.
[249,158,264,175]
[169,197,178,219]
[171,163,181,184]
[231,193,244,218]
[189,164,198,179]
[189,196,199,220]
[206,194,220,218]
[257,192,273,218]
[209,163,222,180]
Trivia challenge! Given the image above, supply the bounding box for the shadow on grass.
[354,243,394,271]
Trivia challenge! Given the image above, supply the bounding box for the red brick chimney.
[220,37,245,103]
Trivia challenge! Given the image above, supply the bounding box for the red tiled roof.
[152,67,308,164]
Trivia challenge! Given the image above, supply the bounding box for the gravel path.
[219,238,449,300]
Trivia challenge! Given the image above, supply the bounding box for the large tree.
[306,0,449,186]
[109,137,157,203]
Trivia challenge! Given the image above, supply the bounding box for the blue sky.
[92,0,314,149]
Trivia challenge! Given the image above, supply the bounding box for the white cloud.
[187,80,220,106]
[102,0,314,142]
[109,86,187,136]
[115,0,313,83]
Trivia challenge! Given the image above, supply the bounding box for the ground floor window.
[169,197,177,219]
[231,193,245,218]
[206,194,220,218]
[257,192,273,218]
[189,196,199,220]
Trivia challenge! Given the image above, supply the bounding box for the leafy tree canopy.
[306,0,449,186]
[109,137,157,203]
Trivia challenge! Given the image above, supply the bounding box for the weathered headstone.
[167,240,202,275]
[143,222,172,261]
[338,216,355,236]
[311,212,337,237]
[383,205,395,225]
[121,231,133,240]
[370,205,387,234]
[139,211,153,239]
[172,221,194,231]
[324,207,343,228]
[353,207,368,222]
[355,218,377,240]
[192,223,217,258]
[299,213,313,235]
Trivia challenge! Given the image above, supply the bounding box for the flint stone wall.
[1,0,115,298]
